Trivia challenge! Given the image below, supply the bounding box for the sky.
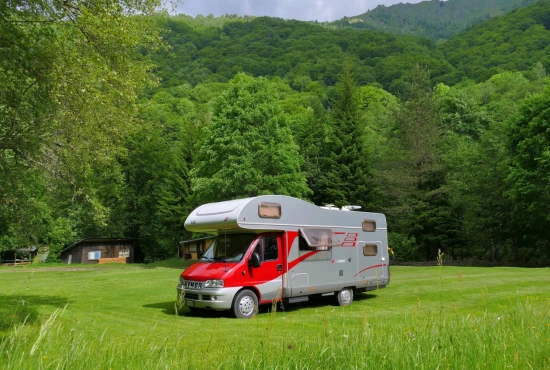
[175,0,428,22]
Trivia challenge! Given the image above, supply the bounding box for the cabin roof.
[60,238,138,254]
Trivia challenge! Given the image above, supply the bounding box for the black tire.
[335,287,354,306]
[232,289,258,319]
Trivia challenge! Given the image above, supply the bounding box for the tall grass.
[0,265,548,369]
[0,297,548,368]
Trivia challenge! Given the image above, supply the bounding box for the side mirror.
[249,252,261,268]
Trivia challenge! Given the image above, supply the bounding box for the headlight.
[179,276,185,285]
[204,280,224,288]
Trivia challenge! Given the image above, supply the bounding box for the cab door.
[248,234,284,303]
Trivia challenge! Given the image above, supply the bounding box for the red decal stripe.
[353,264,387,278]
[288,251,318,270]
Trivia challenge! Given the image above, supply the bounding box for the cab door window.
[253,236,279,261]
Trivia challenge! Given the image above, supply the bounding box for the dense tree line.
[0,0,164,255]
[150,15,460,95]
[440,0,550,81]
[1,1,550,265]
[330,0,537,42]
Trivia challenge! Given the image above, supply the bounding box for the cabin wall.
[62,242,136,264]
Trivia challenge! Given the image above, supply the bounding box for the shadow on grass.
[142,301,233,318]
[275,293,378,313]
[143,293,379,318]
[0,294,69,331]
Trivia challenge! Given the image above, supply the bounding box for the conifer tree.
[316,59,370,208]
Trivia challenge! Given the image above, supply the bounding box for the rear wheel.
[335,287,354,306]
[232,289,258,319]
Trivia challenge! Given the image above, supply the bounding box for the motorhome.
[177,195,389,318]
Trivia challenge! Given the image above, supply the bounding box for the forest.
[331,0,538,41]
[1,0,549,265]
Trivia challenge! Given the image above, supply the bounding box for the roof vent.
[321,204,339,211]
[341,205,361,211]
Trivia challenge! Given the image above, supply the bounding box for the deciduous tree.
[191,74,311,204]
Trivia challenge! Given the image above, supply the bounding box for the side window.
[299,234,310,251]
[363,244,378,256]
[362,220,376,232]
[263,236,278,261]
[298,235,331,260]
[254,236,279,261]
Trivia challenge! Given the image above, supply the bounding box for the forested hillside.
[1,1,550,265]
[440,0,550,81]
[332,0,537,41]
[152,15,461,94]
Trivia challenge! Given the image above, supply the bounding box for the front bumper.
[177,285,240,311]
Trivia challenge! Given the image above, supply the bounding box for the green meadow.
[0,262,548,369]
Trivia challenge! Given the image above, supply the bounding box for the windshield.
[200,234,256,262]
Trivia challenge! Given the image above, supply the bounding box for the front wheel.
[335,287,354,306]
[232,289,258,319]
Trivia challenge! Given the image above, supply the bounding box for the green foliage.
[440,1,550,81]
[2,0,550,263]
[316,60,370,208]
[376,65,458,261]
[191,74,311,204]
[332,0,537,41]
[388,232,417,262]
[120,89,194,258]
[0,0,164,251]
[151,16,458,95]
[507,82,550,261]
[45,218,76,256]
[438,72,546,262]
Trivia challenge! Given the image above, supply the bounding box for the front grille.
[184,293,199,300]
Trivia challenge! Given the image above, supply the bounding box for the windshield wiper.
[201,256,215,261]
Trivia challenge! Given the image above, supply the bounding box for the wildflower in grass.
[42,356,47,360]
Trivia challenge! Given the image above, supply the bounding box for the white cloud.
[175,0,428,22]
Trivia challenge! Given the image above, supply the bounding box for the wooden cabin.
[59,238,140,264]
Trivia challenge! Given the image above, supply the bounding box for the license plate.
[185,300,195,307]
[184,281,203,290]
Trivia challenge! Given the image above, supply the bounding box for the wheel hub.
[239,295,254,316]
[341,289,351,304]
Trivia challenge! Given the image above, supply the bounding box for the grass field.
[0,261,548,369]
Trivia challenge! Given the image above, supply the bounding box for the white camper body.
[178,195,389,318]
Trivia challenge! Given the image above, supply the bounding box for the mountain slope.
[332,0,537,41]
[152,16,461,93]
[439,0,550,81]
